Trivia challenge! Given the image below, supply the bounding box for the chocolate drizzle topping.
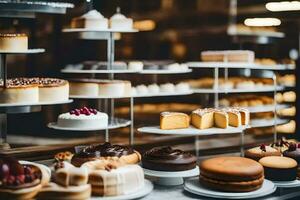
[143,146,196,161]
[260,144,266,152]
[75,142,134,158]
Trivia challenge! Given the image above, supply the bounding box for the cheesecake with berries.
[57,107,108,129]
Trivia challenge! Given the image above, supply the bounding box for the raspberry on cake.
[57,107,108,129]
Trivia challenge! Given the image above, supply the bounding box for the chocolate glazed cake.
[142,146,197,171]
[71,142,141,167]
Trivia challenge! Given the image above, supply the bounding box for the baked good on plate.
[245,144,281,161]
[270,138,290,153]
[71,142,141,167]
[54,151,74,163]
[283,143,300,164]
[142,146,197,171]
[201,50,255,63]
[0,156,50,200]
[191,108,215,129]
[0,78,39,104]
[0,33,28,51]
[128,61,143,71]
[200,156,264,192]
[69,79,99,97]
[160,112,190,130]
[57,107,108,129]
[259,156,297,181]
[71,9,108,30]
[110,7,133,30]
[37,78,69,102]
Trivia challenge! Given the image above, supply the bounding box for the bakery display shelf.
[61,68,140,74]
[184,177,276,199]
[272,180,300,188]
[0,1,74,15]
[139,69,192,74]
[138,126,246,136]
[193,86,284,94]
[250,118,289,128]
[186,62,288,70]
[63,28,138,33]
[229,31,285,38]
[0,48,45,54]
[244,104,289,113]
[48,117,130,131]
[143,166,199,186]
[0,99,73,108]
[89,179,153,200]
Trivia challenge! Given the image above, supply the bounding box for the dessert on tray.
[199,157,264,192]
[71,142,141,167]
[245,144,281,161]
[71,9,108,30]
[283,143,300,177]
[201,50,255,63]
[69,79,131,97]
[160,112,190,130]
[0,156,50,200]
[0,33,28,51]
[56,107,108,129]
[110,7,133,30]
[37,78,69,102]
[142,146,197,171]
[259,156,298,181]
[219,95,274,107]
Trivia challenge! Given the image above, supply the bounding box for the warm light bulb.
[244,18,281,27]
[266,1,300,12]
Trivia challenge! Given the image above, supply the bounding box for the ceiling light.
[244,18,281,27]
[266,1,300,12]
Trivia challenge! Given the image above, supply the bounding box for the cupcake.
[245,144,281,161]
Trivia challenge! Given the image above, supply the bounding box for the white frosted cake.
[148,84,160,94]
[160,83,175,93]
[110,8,133,30]
[175,82,190,92]
[128,61,143,71]
[57,107,108,129]
[71,9,108,30]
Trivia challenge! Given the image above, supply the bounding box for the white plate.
[138,126,246,136]
[139,69,192,74]
[184,178,276,199]
[0,99,73,107]
[186,61,287,70]
[143,166,199,178]
[250,118,289,128]
[0,49,45,54]
[63,28,138,33]
[272,179,300,188]
[193,86,284,94]
[90,179,153,200]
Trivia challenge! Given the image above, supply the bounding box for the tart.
[0,33,28,52]
[142,146,197,171]
[245,144,281,161]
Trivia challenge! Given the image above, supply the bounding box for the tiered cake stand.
[0,49,72,149]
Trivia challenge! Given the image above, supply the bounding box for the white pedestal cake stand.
[184,177,276,199]
[143,166,199,186]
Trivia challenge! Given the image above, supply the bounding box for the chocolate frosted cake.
[71,142,141,167]
[283,143,300,164]
[142,146,197,171]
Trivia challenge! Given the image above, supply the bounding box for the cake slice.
[191,108,214,129]
[223,108,242,127]
[214,110,228,129]
[160,112,190,130]
[234,107,250,126]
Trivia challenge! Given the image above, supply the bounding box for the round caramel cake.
[142,146,197,171]
[38,78,69,102]
[71,142,141,167]
[200,156,264,192]
[259,156,297,181]
[245,144,281,161]
[0,33,28,52]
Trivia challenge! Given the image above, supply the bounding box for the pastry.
[69,79,99,97]
[160,112,190,130]
[245,144,281,161]
[0,33,28,52]
[0,156,50,200]
[136,84,148,95]
[142,146,197,171]
[160,83,175,93]
[87,163,144,196]
[214,110,228,129]
[57,107,108,129]
[283,91,296,102]
[37,183,91,200]
[54,151,74,163]
[200,157,264,192]
[71,9,108,30]
[110,8,133,30]
[232,107,250,126]
[201,50,255,63]
[222,108,241,127]
[191,108,215,129]
[38,78,69,102]
[235,81,255,89]
[259,156,297,181]
[128,61,143,71]
[131,87,137,96]
[71,142,141,167]
[175,82,190,92]
[147,84,160,94]
[0,78,39,104]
